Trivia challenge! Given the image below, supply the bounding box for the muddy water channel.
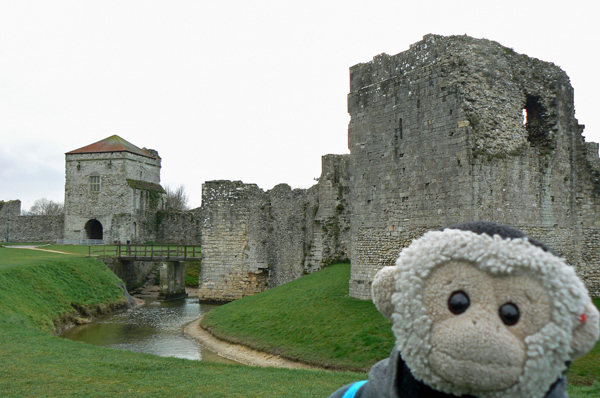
[60,297,236,364]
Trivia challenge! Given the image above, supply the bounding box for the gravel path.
[183,317,324,370]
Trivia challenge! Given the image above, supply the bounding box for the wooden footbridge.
[89,244,201,301]
[89,244,201,261]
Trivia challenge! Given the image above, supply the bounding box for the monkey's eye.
[448,291,470,315]
[499,303,520,326]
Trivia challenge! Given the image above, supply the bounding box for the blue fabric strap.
[342,380,368,398]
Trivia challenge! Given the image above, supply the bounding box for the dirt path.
[4,245,74,255]
[183,317,324,370]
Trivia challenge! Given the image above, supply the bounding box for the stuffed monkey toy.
[329,221,599,398]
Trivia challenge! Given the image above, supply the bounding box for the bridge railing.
[88,244,202,260]
[58,239,104,245]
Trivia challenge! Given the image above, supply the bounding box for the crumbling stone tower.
[348,34,600,299]
[63,135,166,243]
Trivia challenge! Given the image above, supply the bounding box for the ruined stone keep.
[198,34,600,300]
[347,34,600,299]
[63,135,166,244]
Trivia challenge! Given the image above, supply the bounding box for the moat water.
[60,296,236,364]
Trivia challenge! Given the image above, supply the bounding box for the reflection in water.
[60,297,236,363]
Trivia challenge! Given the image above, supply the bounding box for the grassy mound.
[0,247,598,397]
[0,247,128,331]
[0,247,364,397]
[201,263,394,371]
[0,322,361,398]
[202,263,600,387]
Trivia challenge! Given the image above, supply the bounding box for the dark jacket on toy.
[328,347,568,398]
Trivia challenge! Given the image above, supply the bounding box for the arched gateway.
[85,219,103,240]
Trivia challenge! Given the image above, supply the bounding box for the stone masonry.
[0,200,64,243]
[347,34,600,299]
[2,135,202,246]
[197,155,350,302]
[63,135,166,244]
[199,34,600,301]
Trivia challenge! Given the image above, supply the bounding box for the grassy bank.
[0,247,362,397]
[0,247,128,331]
[201,263,394,371]
[202,263,600,392]
[0,322,361,398]
[1,247,598,397]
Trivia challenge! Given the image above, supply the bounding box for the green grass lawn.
[202,263,600,390]
[201,264,395,371]
[0,245,81,267]
[0,248,363,397]
[185,260,201,287]
[0,248,598,397]
[0,249,128,331]
[0,320,362,398]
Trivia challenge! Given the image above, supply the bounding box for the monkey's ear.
[570,302,600,360]
[372,266,397,320]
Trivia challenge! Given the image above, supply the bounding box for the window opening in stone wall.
[90,175,100,192]
[333,165,340,184]
[394,118,403,158]
[524,95,552,149]
[85,219,103,240]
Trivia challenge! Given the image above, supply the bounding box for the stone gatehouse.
[63,135,166,244]
[2,135,201,245]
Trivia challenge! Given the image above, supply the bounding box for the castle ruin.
[2,34,599,300]
[1,135,201,246]
[346,34,600,299]
[198,155,350,301]
[197,34,600,300]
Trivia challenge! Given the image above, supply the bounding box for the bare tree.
[164,185,189,211]
[29,198,64,215]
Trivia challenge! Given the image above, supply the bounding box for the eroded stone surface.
[347,34,600,299]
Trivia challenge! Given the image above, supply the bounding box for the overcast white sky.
[1,1,599,211]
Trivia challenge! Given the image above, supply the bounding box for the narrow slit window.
[90,176,100,192]
[395,118,403,158]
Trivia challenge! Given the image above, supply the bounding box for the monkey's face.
[423,261,552,391]
[374,227,599,398]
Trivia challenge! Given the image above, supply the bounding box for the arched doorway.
[85,219,103,240]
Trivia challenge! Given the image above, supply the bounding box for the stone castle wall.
[197,155,350,302]
[0,200,64,243]
[132,210,202,245]
[347,34,600,299]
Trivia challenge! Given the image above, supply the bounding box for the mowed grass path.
[0,247,362,397]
